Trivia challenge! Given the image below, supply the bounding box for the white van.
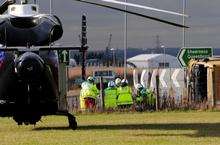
[93,70,116,81]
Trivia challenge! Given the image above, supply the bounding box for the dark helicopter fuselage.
[0,14,63,46]
[0,0,188,128]
[0,3,64,125]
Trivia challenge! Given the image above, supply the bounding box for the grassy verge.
[0,111,220,145]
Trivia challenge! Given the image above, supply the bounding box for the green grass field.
[1,111,220,145]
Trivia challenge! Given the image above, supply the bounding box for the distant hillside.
[116,48,220,59]
[70,47,220,65]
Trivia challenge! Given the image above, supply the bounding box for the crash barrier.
[133,68,188,109]
[66,67,190,112]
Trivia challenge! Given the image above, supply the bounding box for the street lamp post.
[161,45,165,68]
[182,0,186,48]
[110,48,116,67]
[123,0,127,80]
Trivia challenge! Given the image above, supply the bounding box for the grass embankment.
[0,111,220,145]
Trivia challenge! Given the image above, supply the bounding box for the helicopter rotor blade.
[73,0,189,28]
[102,0,188,17]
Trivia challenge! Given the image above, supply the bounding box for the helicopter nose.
[15,52,44,81]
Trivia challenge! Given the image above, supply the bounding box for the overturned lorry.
[188,58,220,109]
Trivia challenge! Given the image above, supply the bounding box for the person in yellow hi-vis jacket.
[104,81,118,109]
[80,76,99,111]
[116,79,133,108]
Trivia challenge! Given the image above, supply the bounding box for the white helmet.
[87,76,95,83]
[108,81,116,88]
[135,83,143,90]
[81,81,92,89]
[115,78,121,86]
[121,79,128,86]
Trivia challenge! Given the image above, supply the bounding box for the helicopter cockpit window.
[11,7,16,12]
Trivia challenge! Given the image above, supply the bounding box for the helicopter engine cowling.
[0,14,63,46]
[15,52,44,82]
[49,23,63,43]
[12,52,59,125]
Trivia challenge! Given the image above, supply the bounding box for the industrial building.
[127,54,180,68]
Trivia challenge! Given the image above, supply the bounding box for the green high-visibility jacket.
[146,90,156,105]
[136,89,156,105]
[104,87,118,108]
[117,86,133,105]
[136,93,144,103]
[136,88,148,103]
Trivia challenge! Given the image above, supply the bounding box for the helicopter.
[0,0,188,130]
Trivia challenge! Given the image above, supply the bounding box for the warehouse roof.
[127,54,161,61]
[127,53,180,68]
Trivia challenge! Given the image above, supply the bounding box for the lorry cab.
[188,58,220,109]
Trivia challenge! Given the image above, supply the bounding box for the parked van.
[93,69,116,80]
[93,69,116,89]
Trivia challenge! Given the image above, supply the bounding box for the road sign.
[58,50,69,65]
[178,47,213,67]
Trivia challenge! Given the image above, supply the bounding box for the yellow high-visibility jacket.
[104,87,118,108]
[80,82,99,109]
[117,86,133,105]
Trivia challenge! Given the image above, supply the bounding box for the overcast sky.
[3,0,220,50]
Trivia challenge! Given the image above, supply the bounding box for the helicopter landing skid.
[56,110,77,130]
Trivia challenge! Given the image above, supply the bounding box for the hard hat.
[108,81,116,88]
[135,83,143,90]
[87,76,95,83]
[121,79,128,86]
[81,81,92,89]
[115,78,121,86]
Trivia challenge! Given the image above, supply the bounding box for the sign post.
[58,50,70,65]
[178,47,213,67]
[57,50,70,111]
[58,62,68,111]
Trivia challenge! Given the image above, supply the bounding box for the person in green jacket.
[104,81,118,110]
[134,83,156,111]
[80,76,99,111]
[146,89,156,110]
[135,83,146,111]
[117,79,133,108]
